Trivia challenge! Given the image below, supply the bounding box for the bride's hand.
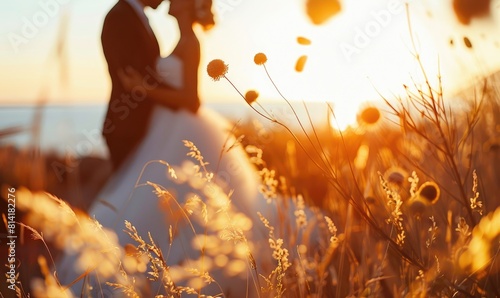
[117,67,143,91]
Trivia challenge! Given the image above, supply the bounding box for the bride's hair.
[194,0,215,30]
[169,0,215,31]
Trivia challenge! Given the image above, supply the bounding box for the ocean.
[0,102,331,158]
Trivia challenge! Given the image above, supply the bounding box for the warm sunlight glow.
[2,0,500,104]
[328,101,358,131]
[4,1,500,297]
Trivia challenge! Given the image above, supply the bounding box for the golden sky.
[1,0,499,123]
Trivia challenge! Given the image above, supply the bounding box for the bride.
[56,0,270,296]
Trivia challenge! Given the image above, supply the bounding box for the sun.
[327,101,359,131]
[327,101,384,132]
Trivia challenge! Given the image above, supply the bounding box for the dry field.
[1,52,500,297]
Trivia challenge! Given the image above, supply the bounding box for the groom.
[101,0,165,171]
[101,0,206,171]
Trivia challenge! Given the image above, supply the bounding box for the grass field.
[1,52,500,297]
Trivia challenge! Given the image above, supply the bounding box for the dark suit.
[101,0,160,170]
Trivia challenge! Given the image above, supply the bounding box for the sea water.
[0,102,330,158]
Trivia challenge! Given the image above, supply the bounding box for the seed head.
[306,0,341,25]
[254,53,268,65]
[417,181,440,205]
[408,198,427,217]
[245,90,259,105]
[358,106,381,126]
[384,167,408,189]
[207,59,228,81]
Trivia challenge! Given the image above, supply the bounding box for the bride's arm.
[117,33,200,113]
[118,3,202,113]
[118,67,200,113]
[169,4,201,111]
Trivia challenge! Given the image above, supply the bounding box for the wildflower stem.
[405,4,476,225]
[262,64,335,177]
[236,83,425,271]
[18,223,61,287]
[223,74,339,184]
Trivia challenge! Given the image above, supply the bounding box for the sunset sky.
[1,0,499,125]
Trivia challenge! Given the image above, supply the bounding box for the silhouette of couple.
[57,0,273,296]
[102,0,209,169]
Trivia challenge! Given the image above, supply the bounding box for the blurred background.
[0,0,499,153]
[2,1,500,296]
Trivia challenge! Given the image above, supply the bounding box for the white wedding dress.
[56,57,271,296]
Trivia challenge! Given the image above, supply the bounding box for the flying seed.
[297,36,311,45]
[463,37,473,48]
[295,55,308,72]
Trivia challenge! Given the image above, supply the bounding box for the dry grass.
[2,62,499,296]
[2,20,500,297]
